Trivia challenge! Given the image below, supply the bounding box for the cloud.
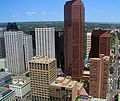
[26,11,36,16]
[40,11,49,15]
[11,15,19,18]
[40,11,57,16]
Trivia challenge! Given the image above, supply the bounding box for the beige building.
[9,75,31,101]
[89,54,110,99]
[50,76,77,101]
[29,56,57,101]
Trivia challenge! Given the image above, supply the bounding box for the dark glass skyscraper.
[64,0,84,80]
[90,30,110,58]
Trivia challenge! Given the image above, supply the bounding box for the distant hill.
[0,21,120,32]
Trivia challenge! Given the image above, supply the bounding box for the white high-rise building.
[23,34,33,70]
[35,27,55,58]
[4,31,25,75]
[86,32,92,58]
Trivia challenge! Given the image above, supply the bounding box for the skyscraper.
[4,31,25,75]
[64,0,85,80]
[29,56,57,101]
[90,30,110,58]
[86,32,92,58]
[55,31,64,69]
[89,54,109,99]
[0,28,6,58]
[7,22,18,31]
[35,27,55,58]
[23,34,33,70]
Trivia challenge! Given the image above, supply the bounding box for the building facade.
[55,31,64,69]
[89,54,110,99]
[0,29,6,58]
[23,34,33,70]
[50,77,77,101]
[90,30,110,58]
[0,58,5,69]
[9,76,31,100]
[29,56,57,101]
[64,0,85,80]
[35,27,55,58]
[4,31,25,75]
[0,72,12,87]
[0,87,16,101]
[86,32,92,58]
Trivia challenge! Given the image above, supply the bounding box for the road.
[108,31,120,101]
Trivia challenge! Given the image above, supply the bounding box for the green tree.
[0,68,5,72]
[109,66,114,74]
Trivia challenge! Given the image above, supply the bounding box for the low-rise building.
[0,72,12,86]
[9,76,31,100]
[50,76,77,101]
[0,58,5,69]
[0,87,16,101]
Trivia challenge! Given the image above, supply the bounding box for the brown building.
[90,30,110,58]
[89,54,110,99]
[29,56,57,101]
[64,0,85,80]
[50,76,78,101]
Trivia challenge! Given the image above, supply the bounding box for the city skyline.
[0,0,120,23]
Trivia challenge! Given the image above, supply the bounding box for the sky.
[0,0,120,23]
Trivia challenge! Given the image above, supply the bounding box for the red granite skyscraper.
[64,0,84,80]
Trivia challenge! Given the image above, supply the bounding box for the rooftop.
[87,32,92,36]
[4,31,23,33]
[0,72,11,80]
[102,56,110,61]
[92,30,110,37]
[29,56,56,64]
[0,87,13,98]
[90,58,101,61]
[35,27,54,29]
[11,75,30,87]
[50,77,77,88]
[23,34,31,36]
[83,70,90,75]
[91,98,107,101]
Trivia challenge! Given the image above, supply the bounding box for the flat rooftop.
[29,56,56,64]
[83,70,90,75]
[11,76,30,87]
[35,27,54,29]
[0,87,13,97]
[50,77,77,88]
[91,98,107,101]
[0,72,11,80]
[90,58,101,61]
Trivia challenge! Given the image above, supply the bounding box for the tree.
[109,66,114,74]
[0,68,5,72]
